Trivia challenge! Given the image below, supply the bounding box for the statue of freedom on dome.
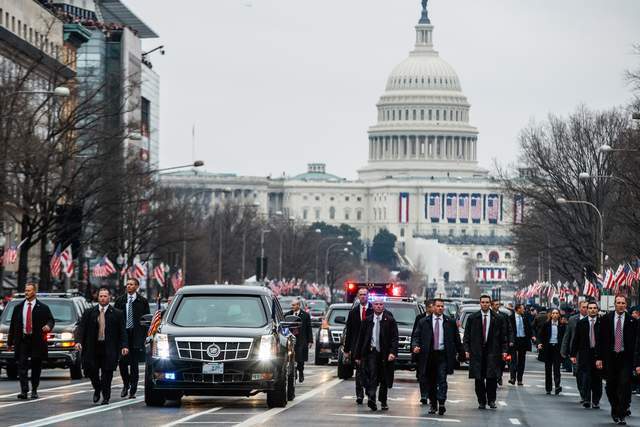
[420,0,431,24]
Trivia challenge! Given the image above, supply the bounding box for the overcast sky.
[130,0,640,179]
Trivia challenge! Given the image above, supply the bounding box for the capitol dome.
[358,2,486,181]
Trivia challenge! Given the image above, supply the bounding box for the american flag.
[147,298,163,337]
[133,261,147,279]
[446,194,457,222]
[429,194,441,221]
[50,244,62,278]
[171,269,184,291]
[583,278,599,298]
[4,243,18,264]
[471,194,482,223]
[487,195,499,223]
[458,194,469,222]
[103,257,116,275]
[613,264,627,288]
[153,263,166,286]
[604,267,616,290]
[61,246,74,278]
[513,194,525,224]
[624,263,635,287]
[92,256,116,278]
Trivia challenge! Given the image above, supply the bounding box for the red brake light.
[391,285,401,296]
[347,282,356,292]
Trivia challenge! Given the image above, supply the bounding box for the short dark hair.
[127,277,140,287]
[98,286,111,295]
[515,303,524,311]
[479,294,492,302]
[426,299,434,306]
[615,295,628,304]
[587,301,599,309]
[433,298,445,305]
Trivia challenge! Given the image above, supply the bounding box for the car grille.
[331,330,343,344]
[398,335,411,352]
[183,373,245,383]
[175,337,253,362]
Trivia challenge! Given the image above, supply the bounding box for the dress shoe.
[546,391,551,395]
[478,404,486,410]
[30,391,38,399]
[356,398,363,405]
[625,409,631,417]
[120,386,129,398]
[93,391,100,403]
[508,378,516,385]
[583,402,591,409]
[428,405,437,415]
[592,403,600,409]
[17,392,28,400]
[420,398,428,405]
[488,401,497,409]
[618,419,627,426]
[555,387,562,395]
[579,399,585,404]
[367,399,377,411]
[613,416,620,423]
[129,393,136,399]
[298,371,304,383]
[438,406,446,416]
[101,399,110,405]
[497,377,503,386]
[517,382,524,386]
[381,403,389,411]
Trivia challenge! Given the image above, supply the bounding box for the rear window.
[172,295,267,328]
[386,304,419,326]
[1,300,77,325]
[328,308,350,325]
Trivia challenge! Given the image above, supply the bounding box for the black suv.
[315,303,350,365]
[0,293,91,379]
[144,285,300,408]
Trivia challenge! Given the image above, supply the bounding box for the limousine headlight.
[153,333,170,359]
[258,335,276,361]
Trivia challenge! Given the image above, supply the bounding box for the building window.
[432,228,438,236]
[303,195,308,200]
[489,251,500,263]
[357,210,362,221]
[462,252,469,257]
[392,110,396,120]
[448,229,454,236]
[436,110,440,121]
[421,110,425,120]
[344,210,350,220]
[476,253,483,260]
[330,196,334,201]
[412,110,416,120]
[505,252,512,260]
[329,207,336,220]
[303,209,308,220]
[400,228,405,237]
[429,110,432,120]
[345,196,350,201]
[405,110,409,120]
[315,196,320,201]
[315,208,321,220]
[357,197,362,202]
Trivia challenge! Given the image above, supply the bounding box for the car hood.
[159,323,272,338]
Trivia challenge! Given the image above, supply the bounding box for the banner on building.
[458,193,469,223]
[399,192,409,224]
[487,194,500,224]
[513,194,524,224]
[476,267,508,282]
[428,193,441,223]
[446,193,457,223]
[470,193,482,223]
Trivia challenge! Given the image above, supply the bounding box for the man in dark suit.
[8,282,55,400]
[343,288,372,404]
[463,295,508,410]
[508,304,534,385]
[114,277,150,398]
[412,298,464,416]
[285,298,313,383]
[77,287,129,404]
[562,301,589,402]
[596,295,637,425]
[355,298,398,412]
[411,299,432,405]
[491,300,512,387]
[570,301,602,409]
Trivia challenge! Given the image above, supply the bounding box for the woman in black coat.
[537,308,566,395]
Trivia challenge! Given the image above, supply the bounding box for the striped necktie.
[127,296,134,329]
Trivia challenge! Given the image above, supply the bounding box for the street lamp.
[156,161,205,174]
[598,144,640,154]
[10,86,71,98]
[556,197,604,273]
[578,172,629,186]
[315,235,344,284]
[324,241,352,286]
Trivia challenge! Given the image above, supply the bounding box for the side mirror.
[334,315,346,325]
[140,313,154,328]
[281,314,302,329]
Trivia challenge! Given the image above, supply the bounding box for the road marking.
[498,400,507,407]
[161,407,223,427]
[236,377,343,427]
[0,389,90,409]
[332,413,461,423]
[510,419,521,425]
[562,392,580,397]
[9,394,144,427]
[0,381,91,399]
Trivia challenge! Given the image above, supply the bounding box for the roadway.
[0,349,634,426]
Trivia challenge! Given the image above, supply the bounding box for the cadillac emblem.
[206,343,221,358]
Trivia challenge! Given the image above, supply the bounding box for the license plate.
[203,362,224,374]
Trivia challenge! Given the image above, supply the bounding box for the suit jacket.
[496,310,514,347]
[114,292,150,349]
[570,316,600,369]
[77,305,128,371]
[354,309,399,388]
[412,314,463,376]
[596,311,637,374]
[8,299,55,359]
[561,313,583,358]
[410,312,428,364]
[509,312,533,351]
[285,309,313,362]
[343,303,373,354]
[463,310,508,379]
[538,320,566,362]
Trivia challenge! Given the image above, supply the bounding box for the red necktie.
[26,302,33,335]
[361,306,366,321]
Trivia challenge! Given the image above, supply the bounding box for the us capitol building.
[162,2,521,285]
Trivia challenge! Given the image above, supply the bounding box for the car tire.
[314,346,328,366]
[266,365,288,408]
[5,364,17,380]
[287,361,296,401]
[70,357,83,380]
[144,366,166,407]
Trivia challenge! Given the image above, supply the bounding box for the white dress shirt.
[432,315,445,350]
[22,298,37,334]
[550,321,559,344]
[515,314,525,338]
[481,310,491,341]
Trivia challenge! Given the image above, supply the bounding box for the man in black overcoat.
[114,277,149,398]
[285,298,313,383]
[570,301,602,409]
[355,298,398,412]
[596,295,637,425]
[508,303,534,385]
[343,288,372,403]
[8,282,55,399]
[77,287,129,404]
[412,298,464,416]
[463,295,508,409]
[410,299,432,405]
